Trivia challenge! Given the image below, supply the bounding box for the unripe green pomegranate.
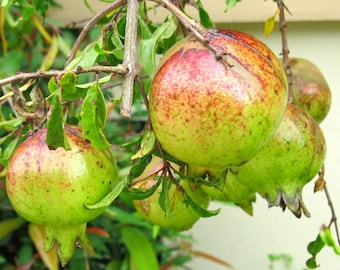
[149,29,288,169]
[231,104,326,217]
[201,171,256,215]
[289,57,332,123]
[132,156,210,231]
[6,125,119,265]
[133,178,210,231]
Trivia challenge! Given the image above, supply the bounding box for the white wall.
[188,21,340,270]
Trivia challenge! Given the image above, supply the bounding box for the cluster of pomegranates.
[5,28,331,266]
[133,28,331,228]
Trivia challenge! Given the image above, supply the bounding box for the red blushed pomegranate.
[6,125,119,265]
[149,29,288,169]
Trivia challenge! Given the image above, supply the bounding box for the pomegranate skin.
[149,29,288,169]
[6,125,118,226]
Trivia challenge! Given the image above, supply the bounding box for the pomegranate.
[149,29,288,169]
[201,171,256,215]
[132,156,210,231]
[288,57,332,123]
[6,125,119,265]
[231,104,326,217]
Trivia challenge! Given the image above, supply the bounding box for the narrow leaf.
[121,227,159,270]
[85,179,125,209]
[65,41,100,70]
[0,218,26,239]
[186,193,220,218]
[319,227,340,255]
[224,0,241,10]
[131,129,156,160]
[0,118,25,130]
[197,0,214,28]
[81,82,110,150]
[46,93,71,150]
[123,179,160,200]
[39,35,58,71]
[0,133,20,166]
[158,178,172,217]
[264,9,280,38]
[129,153,152,180]
[139,18,177,78]
[104,206,153,229]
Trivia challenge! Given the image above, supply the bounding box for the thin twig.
[65,0,127,68]
[316,165,340,245]
[149,0,233,68]
[277,0,293,102]
[120,0,139,117]
[1,86,20,118]
[324,184,340,245]
[0,65,128,101]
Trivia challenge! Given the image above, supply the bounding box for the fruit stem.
[45,223,95,266]
[150,0,232,68]
[187,164,227,190]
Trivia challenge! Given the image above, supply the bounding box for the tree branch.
[0,65,128,101]
[120,0,140,117]
[65,0,127,68]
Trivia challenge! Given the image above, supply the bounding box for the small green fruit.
[6,125,119,265]
[232,104,326,217]
[132,157,210,231]
[289,57,332,123]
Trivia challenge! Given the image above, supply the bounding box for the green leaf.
[197,0,214,28]
[65,41,100,70]
[121,227,159,270]
[122,179,160,200]
[158,177,172,217]
[81,82,110,150]
[22,2,35,20]
[129,153,152,180]
[59,72,86,101]
[0,118,25,130]
[94,42,124,60]
[32,0,50,15]
[85,179,125,209]
[76,75,111,89]
[0,132,20,166]
[319,227,340,255]
[47,76,58,94]
[305,232,326,269]
[224,0,241,10]
[131,129,156,160]
[104,205,152,229]
[186,193,220,218]
[139,18,177,78]
[306,257,318,269]
[307,234,326,256]
[0,218,26,239]
[46,93,71,150]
